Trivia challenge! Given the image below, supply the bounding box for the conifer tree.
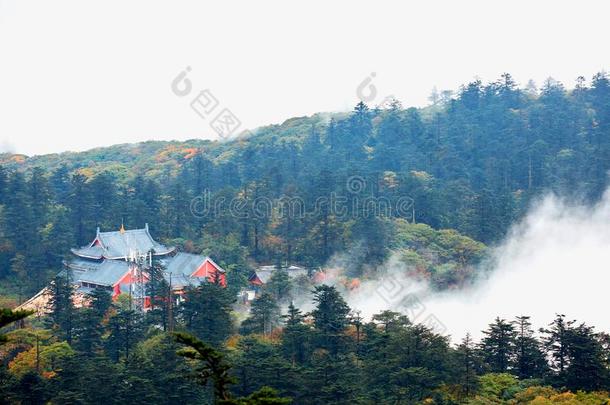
[46,272,76,344]
[68,173,93,245]
[564,323,608,391]
[281,303,310,365]
[230,336,296,399]
[72,289,111,356]
[541,314,573,384]
[146,256,171,330]
[310,285,350,356]
[181,281,235,346]
[454,333,480,400]
[265,268,292,303]
[49,164,71,205]
[0,308,33,344]
[303,351,361,405]
[479,317,516,373]
[106,306,143,362]
[0,166,7,206]
[3,171,34,253]
[73,307,104,356]
[240,292,280,336]
[173,332,291,404]
[513,315,547,379]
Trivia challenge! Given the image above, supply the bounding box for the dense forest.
[2,72,610,295]
[1,282,610,404]
[2,72,610,403]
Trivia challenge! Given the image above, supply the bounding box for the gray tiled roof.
[161,252,214,289]
[72,227,174,260]
[68,258,103,272]
[70,245,105,259]
[69,251,222,290]
[251,265,308,284]
[252,267,275,284]
[77,260,130,286]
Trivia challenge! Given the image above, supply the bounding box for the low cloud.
[343,191,610,342]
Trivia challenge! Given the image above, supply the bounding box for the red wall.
[111,258,227,305]
[191,259,227,286]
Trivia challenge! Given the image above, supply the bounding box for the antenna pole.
[168,272,174,332]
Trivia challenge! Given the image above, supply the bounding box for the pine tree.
[173,332,235,403]
[88,172,119,230]
[89,288,112,319]
[72,289,111,356]
[174,332,291,405]
[129,333,205,403]
[479,317,516,373]
[541,314,573,384]
[50,164,71,205]
[73,307,104,356]
[372,310,409,334]
[230,336,296,399]
[349,310,364,357]
[383,324,452,403]
[181,281,235,346]
[28,167,50,231]
[513,315,547,379]
[303,351,361,405]
[43,205,74,269]
[3,171,34,252]
[281,303,310,365]
[564,323,608,391]
[240,292,280,336]
[13,371,48,405]
[454,333,480,400]
[9,254,28,302]
[0,166,7,205]
[265,268,292,303]
[169,180,190,238]
[349,101,372,155]
[68,173,93,245]
[106,307,143,362]
[310,285,350,356]
[146,257,171,331]
[0,308,33,344]
[46,272,76,344]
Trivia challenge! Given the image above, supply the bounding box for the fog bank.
[345,191,610,342]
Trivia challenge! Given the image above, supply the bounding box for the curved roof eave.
[101,247,175,261]
[71,250,103,260]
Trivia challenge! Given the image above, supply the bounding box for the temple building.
[248,265,308,287]
[20,224,226,312]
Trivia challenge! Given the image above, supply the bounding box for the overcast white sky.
[1,0,609,156]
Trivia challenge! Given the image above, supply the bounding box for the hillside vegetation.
[1,72,610,297]
[2,72,610,404]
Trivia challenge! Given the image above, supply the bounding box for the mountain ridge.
[0,112,343,179]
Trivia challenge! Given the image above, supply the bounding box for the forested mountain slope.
[1,72,610,296]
